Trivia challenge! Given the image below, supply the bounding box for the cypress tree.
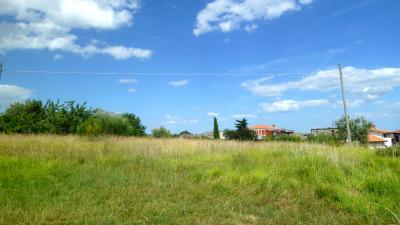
[213,117,220,139]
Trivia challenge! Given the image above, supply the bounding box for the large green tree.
[335,116,372,144]
[234,118,255,141]
[213,117,220,139]
[223,118,255,141]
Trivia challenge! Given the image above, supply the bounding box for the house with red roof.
[248,124,294,140]
[368,126,400,148]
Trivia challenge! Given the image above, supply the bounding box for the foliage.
[0,99,146,137]
[234,118,255,141]
[307,134,342,146]
[179,130,192,136]
[1,135,400,224]
[223,119,255,141]
[121,113,146,136]
[151,126,172,138]
[0,100,94,134]
[376,144,400,158]
[335,116,372,144]
[77,111,145,136]
[213,117,220,139]
[265,134,302,143]
[223,129,237,140]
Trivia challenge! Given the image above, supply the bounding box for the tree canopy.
[335,116,372,144]
[213,117,220,139]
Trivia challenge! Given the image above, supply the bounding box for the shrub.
[376,144,400,158]
[151,126,172,138]
[77,111,145,136]
[306,134,342,146]
[264,134,302,143]
[0,100,94,134]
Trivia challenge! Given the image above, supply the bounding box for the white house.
[369,126,393,148]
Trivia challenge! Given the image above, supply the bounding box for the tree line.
[0,99,374,145]
[0,100,145,136]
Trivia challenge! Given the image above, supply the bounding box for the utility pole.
[338,64,352,143]
[0,62,3,81]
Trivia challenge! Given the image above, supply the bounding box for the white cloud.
[0,0,152,60]
[242,67,400,102]
[165,115,199,125]
[169,80,189,87]
[0,84,33,109]
[119,78,137,84]
[244,24,258,33]
[232,114,257,118]
[259,99,329,112]
[193,0,314,36]
[207,112,220,117]
[53,54,63,60]
[127,88,136,93]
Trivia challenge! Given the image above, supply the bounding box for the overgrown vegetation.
[224,118,255,141]
[0,99,146,137]
[336,116,372,144]
[151,126,173,138]
[264,134,302,143]
[0,135,399,224]
[376,144,400,158]
[307,134,342,146]
[77,111,146,136]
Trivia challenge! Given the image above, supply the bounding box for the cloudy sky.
[0,0,399,133]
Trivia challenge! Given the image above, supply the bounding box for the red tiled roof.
[392,129,400,134]
[368,134,385,143]
[371,127,392,134]
[249,124,284,131]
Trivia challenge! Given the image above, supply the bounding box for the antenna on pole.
[338,64,352,143]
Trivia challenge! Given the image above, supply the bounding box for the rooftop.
[368,134,385,143]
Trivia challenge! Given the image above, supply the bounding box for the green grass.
[0,135,399,224]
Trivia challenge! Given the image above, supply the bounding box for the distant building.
[249,124,294,140]
[368,134,386,149]
[310,127,338,136]
[370,126,393,148]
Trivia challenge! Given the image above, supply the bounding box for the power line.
[4,69,322,77]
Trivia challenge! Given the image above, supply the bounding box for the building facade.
[249,124,294,140]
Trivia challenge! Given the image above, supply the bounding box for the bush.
[77,111,145,136]
[0,100,94,134]
[264,134,302,143]
[306,134,342,146]
[151,127,172,138]
[376,145,400,158]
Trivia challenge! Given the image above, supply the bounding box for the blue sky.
[0,0,399,133]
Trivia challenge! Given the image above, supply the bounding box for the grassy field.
[0,135,399,225]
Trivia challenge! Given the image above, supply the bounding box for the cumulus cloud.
[194,0,314,36]
[242,67,400,102]
[259,99,329,112]
[0,84,33,109]
[207,112,220,117]
[0,0,152,60]
[169,80,189,87]
[232,114,257,118]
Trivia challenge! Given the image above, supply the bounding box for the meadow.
[0,135,399,225]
